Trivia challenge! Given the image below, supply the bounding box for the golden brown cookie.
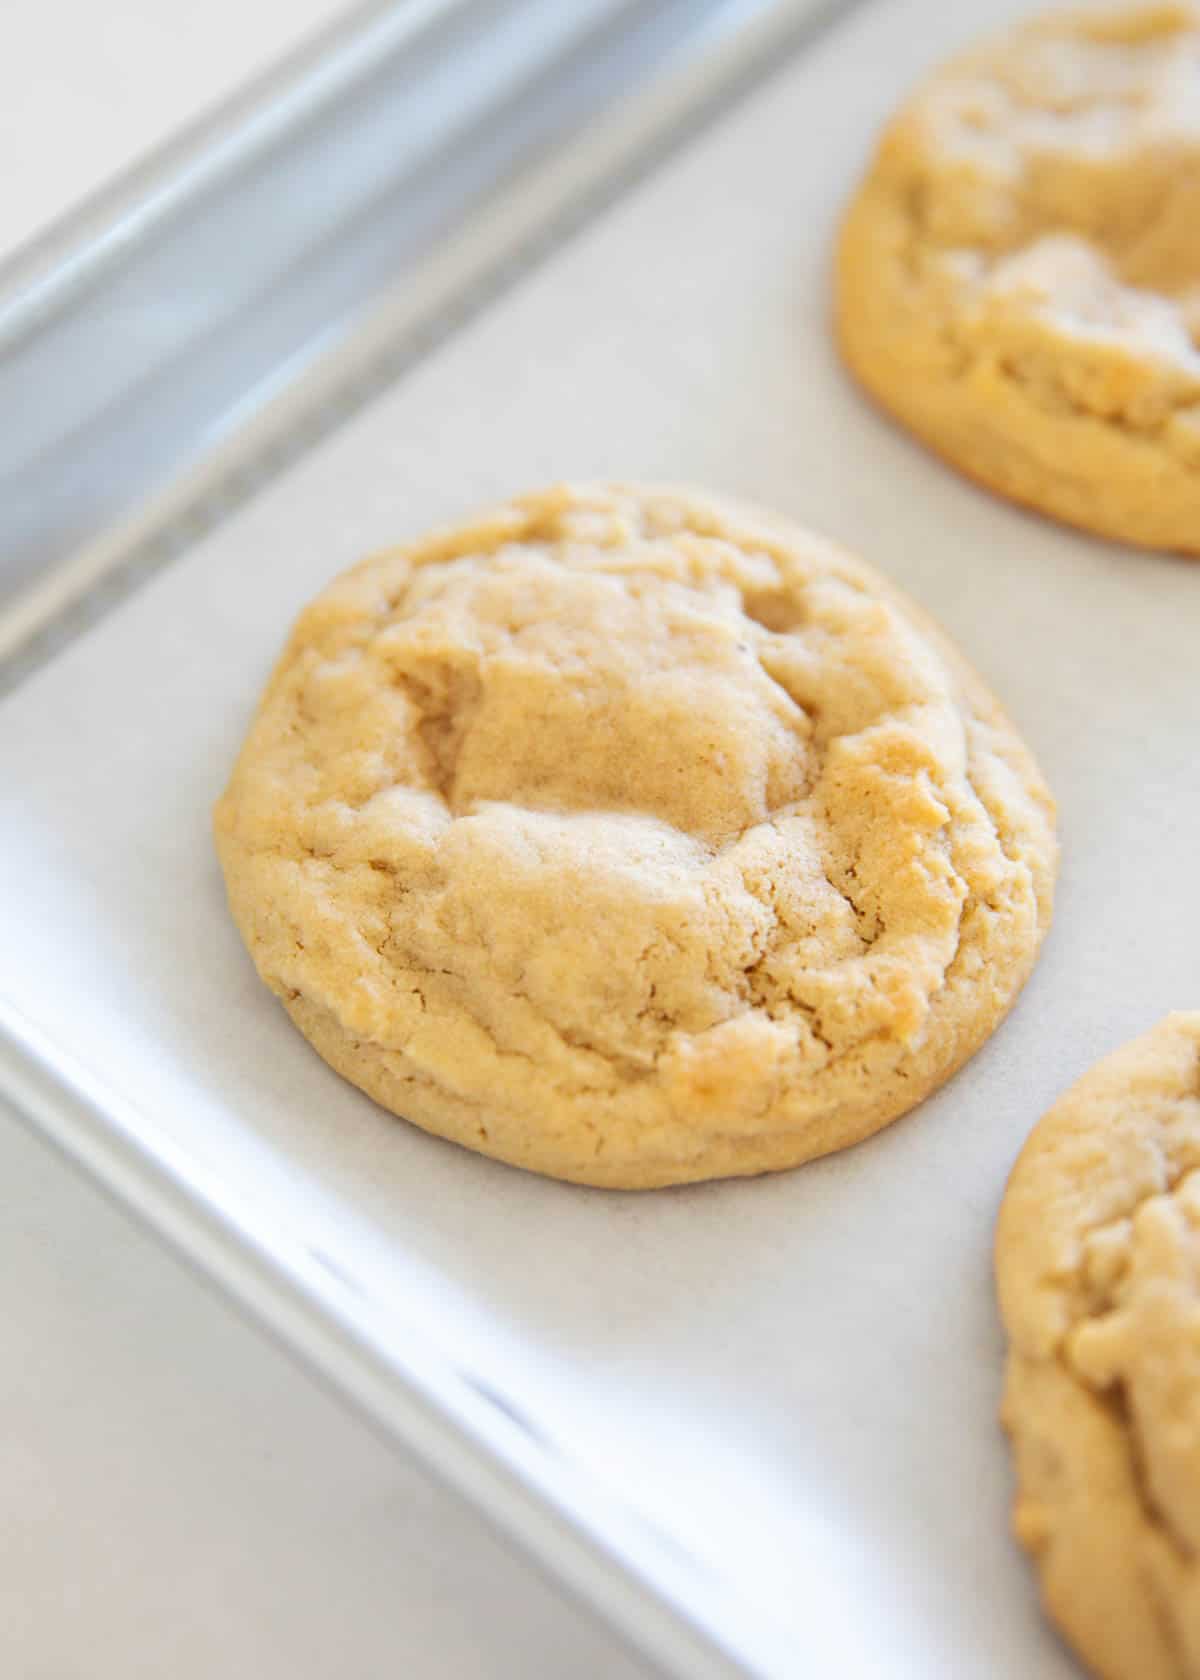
[215,484,1056,1187]
[836,4,1200,554]
[997,1013,1200,1679]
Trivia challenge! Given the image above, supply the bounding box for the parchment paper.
[2,0,1196,1671]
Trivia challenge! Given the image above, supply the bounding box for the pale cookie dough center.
[376,556,813,842]
[325,543,972,1073]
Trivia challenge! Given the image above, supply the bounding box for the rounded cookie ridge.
[836,3,1200,554]
[215,484,1056,1187]
[997,1013,1200,1680]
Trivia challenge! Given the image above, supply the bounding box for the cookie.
[996,1013,1200,1680]
[214,484,1056,1187]
[836,3,1200,555]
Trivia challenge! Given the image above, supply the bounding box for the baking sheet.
[0,0,1196,1672]
[0,0,360,267]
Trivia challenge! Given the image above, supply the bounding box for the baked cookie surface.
[836,3,1200,554]
[997,1013,1200,1680]
[215,484,1056,1187]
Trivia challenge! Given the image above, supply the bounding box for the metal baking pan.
[0,0,834,675]
[2,1,1195,1676]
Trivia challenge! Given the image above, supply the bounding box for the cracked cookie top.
[997,1012,1200,1680]
[836,3,1200,553]
[214,485,1056,1186]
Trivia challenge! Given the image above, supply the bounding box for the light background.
[0,0,358,265]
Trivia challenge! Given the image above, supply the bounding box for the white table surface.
[0,1099,655,1679]
[0,0,360,267]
